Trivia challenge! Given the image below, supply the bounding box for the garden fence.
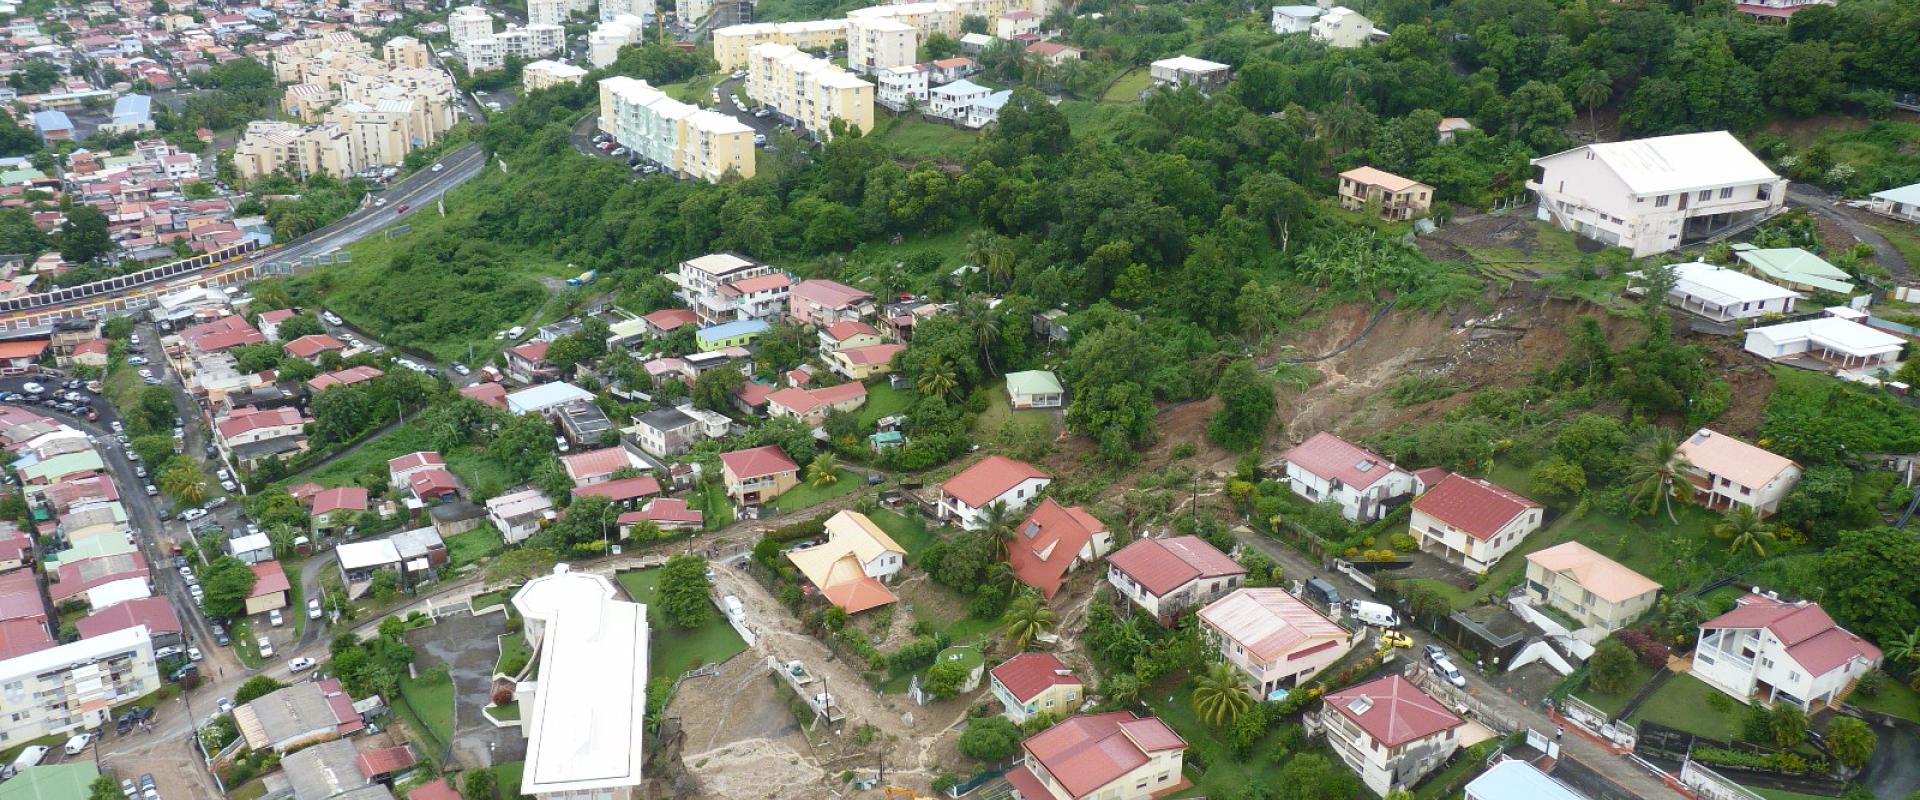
[1678,759,1766,800]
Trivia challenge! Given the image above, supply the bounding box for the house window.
[1720,187,1734,199]
[1758,184,1772,201]
[1655,195,1670,207]
[1699,190,1712,201]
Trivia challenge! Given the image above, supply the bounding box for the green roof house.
[1731,244,1855,296]
[16,452,103,485]
[0,762,100,800]
[1005,370,1065,409]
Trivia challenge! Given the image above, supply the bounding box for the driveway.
[1852,714,1920,799]
[405,611,527,769]
[1788,186,1911,277]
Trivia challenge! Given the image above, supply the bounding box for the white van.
[61,733,92,755]
[506,326,526,339]
[10,745,48,772]
[723,595,745,622]
[1349,600,1401,629]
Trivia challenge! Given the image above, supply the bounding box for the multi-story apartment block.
[601,0,656,22]
[231,120,352,180]
[846,15,917,74]
[590,14,647,68]
[459,36,504,70]
[713,19,847,70]
[598,77,756,183]
[746,43,874,140]
[1338,166,1433,221]
[383,36,430,69]
[529,0,568,26]
[448,5,496,46]
[675,251,782,322]
[877,64,930,111]
[525,60,589,91]
[0,626,159,745]
[1529,131,1788,258]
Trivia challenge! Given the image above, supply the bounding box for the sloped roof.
[1524,542,1659,604]
[1105,535,1243,596]
[1339,166,1426,193]
[1676,428,1797,492]
[720,445,798,480]
[571,475,661,503]
[940,455,1049,508]
[311,486,369,515]
[1007,498,1104,599]
[1410,473,1540,541]
[1021,712,1184,798]
[618,497,704,527]
[1281,432,1406,490]
[991,652,1082,703]
[1702,595,1881,676]
[1557,131,1778,196]
[1197,588,1347,662]
[561,446,634,481]
[75,596,181,640]
[249,560,291,597]
[1323,675,1463,747]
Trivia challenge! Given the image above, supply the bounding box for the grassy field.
[971,379,1062,437]
[288,568,306,639]
[1145,680,1319,798]
[855,383,914,429]
[1573,661,1657,717]
[1870,219,1920,271]
[868,509,940,563]
[769,469,863,512]
[1056,100,1131,143]
[687,482,735,530]
[1850,679,1920,723]
[878,113,979,161]
[1100,68,1153,103]
[231,619,264,668]
[614,567,748,677]
[445,526,505,570]
[493,762,525,797]
[398,666,456,753]
[1627,673,1744,743]
[286,422,517,497]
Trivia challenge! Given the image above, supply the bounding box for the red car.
[394,204,410,214]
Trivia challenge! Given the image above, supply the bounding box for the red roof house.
[989,652,1084,723]
[618,497,705,532]
[1007,498,1111,599]
[1277,431,1417,522]
[1318,675,1464,793]
[0,617,53,659]
[1105,536,1246,624]
[572,475,662,506]
[1005,712,1187,800]
[1694,594,1882,710]
[282,334,345,362]
[311,486,369,521]
[407,779,461,800]
[458,381,508,410]
[75,596,182,640]
[1408,472,1542,574]
[643,308,699,334]
[938,456,1051,529]
[560,446,639,485]
[355,745,418,780]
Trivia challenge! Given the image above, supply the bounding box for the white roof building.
[337,539,402,572]
[1640,261,1800,322]
[1529,132,1788,258]
[85,577,152,612]
[1744,316,1905,371]
[511,564,649,798]
[506,382,596,415]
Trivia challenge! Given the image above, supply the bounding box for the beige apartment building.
[746,43,874,140]
[383,36,431,69]
[269,32,371,83]
[232,120,354,181]
[847,16,916,74]
[713,19,847,69]
[525,59,589,91]
[599,77,756,183]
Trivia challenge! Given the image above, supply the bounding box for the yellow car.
[1376,631,1414,649]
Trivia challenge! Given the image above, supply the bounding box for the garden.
[615,564,748,677]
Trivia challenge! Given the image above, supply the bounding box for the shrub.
[958,716,1021,761]
[1388,533,1418,552]
[1613,628,1672,669]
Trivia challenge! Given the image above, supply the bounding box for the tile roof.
[823,320,879,342]
[791,278,871,309]
[387,451,445,474]
[1410,472,1540,541]
[311,486,369,515]
[249,560,291,597]
[179,314,264,352]
[307,365,384,391]
[215,406,306,439]
[75,596,180,639]
[643,308,698,330]
[407,779,460,800]
[561,446,634,482]
[1702,595,1881,676]
[1676,428,1797,492]
[407,469,460,497]
[1197,588,1347,662]
[835,343,903,366]
[1281,431,1408,490]
[571,475,661,503]
[720,445,798,480]
[1105,535,1244,597]
[0,617,53,659]
[1339,165,1427,193]
[940,455,1050,508]
[1524,541,1660,604]
[1324,675,1462,747]
[1022,712,1184,798]
[458,381,508,409]
[618,498,704,527]
[768,382,867,416]
[510,340,550,362]
[355,745,417,779]
[990,652,1081,703]
[734,381,775,408]
[282,333,344,358]
[1007,498,1105,599]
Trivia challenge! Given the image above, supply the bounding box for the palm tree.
[959,301,1003,376]
[916,356,959,400]
[160,460,208,504]
[1190,662,1254,727]
[965,232,1016,291]
[1319,101,1369,154]
[1004,593,1057,649]
[978,500,1018,561]
[1884,627,1920,669]
[1331,61,1371,101]
[1713,506,1776,558]
[1625,430,1696,524]
[1576,70,1612,135]
[807,453,840,487]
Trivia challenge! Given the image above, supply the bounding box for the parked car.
[395,204,410,214]
[214,697,232,715]
[187,646,202,661]
[1431,655,1467,688]
[145,484,158,496]
[62,733,92,755]
[289,657,317,672]
[308,598,323,619]
[256,636,274,658]
[268,609,283,627]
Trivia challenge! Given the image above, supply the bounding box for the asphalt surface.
[265,143,490,270]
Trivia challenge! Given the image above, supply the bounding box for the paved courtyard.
[406,611,528,769]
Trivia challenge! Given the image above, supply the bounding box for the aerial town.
[0,0,1917,797]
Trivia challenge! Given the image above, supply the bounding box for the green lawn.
[1145,681,1316,798]
[1413,750,1492,800]
[1100,67,1153,103]
[1055,100,1130,143]
[1871,220,1920,271]
[496,632,532,677]
[868,509,940,563]
[1750,789,1842,800]
[971,379,1062,438]
[288,567,306,640]
[687,482,735,530]
[446,526,505,570]
[284,422,517,498]
[471,587,514,611]
[398,666,456,753]
[769,470,863,512]
[1850,679,1920,723]
[877,112,978,161]
[231,619,264,668]
[493,762,525,796]
[614,567,748,677]
[487,700,520,721]
[855,383,914,429]
[1627,673,1744,743]
[1573,660,1656,717]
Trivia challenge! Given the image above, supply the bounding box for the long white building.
[512,565,649,800]
[0,626,159,744]
[599,77,757,182]
[1530,131,1787,258]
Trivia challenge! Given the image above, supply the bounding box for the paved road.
[1787,186,1912,277]
[1230,527,1685,799]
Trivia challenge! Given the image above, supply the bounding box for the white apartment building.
[746,43,875,140]
[529,0,586,26]
[459,36,503,71]
[877,64,929,111]
[1530,131,1788,258]
[590,14,647,68]
[675,252,782,322]
[598,77,756,183]
[512,565,648,800]
[1693,593,1880,712]
[0,626,159,745]
[600,0,655,23]
[448,5,495,46]
[847,15,917,74]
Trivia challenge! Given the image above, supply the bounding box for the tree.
[88,775,120,800]
[657,554,714,629]
[1768,703,1808,749]
[234,675,286,705]
[1713,506,1776,558]
[1003,593,1057,650]
[1276,755,1359,800]
[130,435,176,467]
[1587,639,1638,694]
[923,658,969,700]
[462,767,499,800]
[276,314,324,341]
[1827,716,1876,773]
[1885,627,1920,670]
[161,459,209,504]
[486,546,558,584]
[1575,69,1612,133]
[916,355,960,400]
[807,452,840,488]
[1817,527,1920,647]
[1190,662,1253,727]
[1625,430,1695,524]
[199,556,258,619]
[958,716,1021,761]
[58,205,112,264]
[1207,360,1275,451]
